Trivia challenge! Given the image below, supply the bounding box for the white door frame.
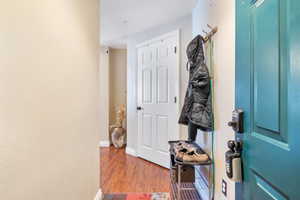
[136,29,181,162]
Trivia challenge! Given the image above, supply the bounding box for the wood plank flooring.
[100,146,170,193]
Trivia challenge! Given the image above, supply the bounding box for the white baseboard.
[98,140,110,147]
[125,147,137,157]
[94,189,102,200]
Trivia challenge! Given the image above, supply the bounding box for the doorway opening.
[99,0,197,199]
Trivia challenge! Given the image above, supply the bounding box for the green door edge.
[235,0,250,199]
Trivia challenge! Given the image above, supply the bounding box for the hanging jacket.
[178,35,213,132]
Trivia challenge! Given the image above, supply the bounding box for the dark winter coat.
[178,35,213,132]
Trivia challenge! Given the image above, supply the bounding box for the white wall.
[0,1,100,200]
[193,0,236,199]
[126,15,193,152]
[109,49,127,127]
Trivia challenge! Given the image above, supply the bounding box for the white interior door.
[137,32,179,168]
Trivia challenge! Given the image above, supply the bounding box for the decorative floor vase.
[111,127,126,148]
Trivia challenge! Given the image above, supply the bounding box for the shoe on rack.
[175,147,189,161]
[174,142,196,154]
[182,151,209,163]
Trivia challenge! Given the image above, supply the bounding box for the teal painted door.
[236,0,300,199]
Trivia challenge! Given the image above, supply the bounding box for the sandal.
[175,147,189,161]
[182,150,209,163]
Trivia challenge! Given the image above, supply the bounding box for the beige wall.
[193,0,236,199]
[99,47,110,142]
[0,1,100,200]
[109,49,127,127]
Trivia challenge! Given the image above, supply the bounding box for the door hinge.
[174,96,177,103]
[174,46,177,54]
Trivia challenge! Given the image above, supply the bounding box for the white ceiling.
[100,0,197,48]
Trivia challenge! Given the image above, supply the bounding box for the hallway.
[100,146,170,193]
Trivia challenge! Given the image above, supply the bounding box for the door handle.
[228,109,244,133]
[137,106,143,111]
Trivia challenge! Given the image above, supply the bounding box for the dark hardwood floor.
[100,146,170,193]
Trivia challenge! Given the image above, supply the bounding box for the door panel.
[142,113,153,148]
[157,67,169,103]
[236,0,300,199]
[253,0,280,132]
[253,174,287,200]
[137,33,179,168]
[142,69,153,103]
[156,115,169,152]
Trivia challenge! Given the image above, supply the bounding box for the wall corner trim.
[98,141,110,147]
[94,189,102,200]
[125,147,137,157]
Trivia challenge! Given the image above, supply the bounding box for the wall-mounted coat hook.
[203,26,218,43]
[207,24,214,29]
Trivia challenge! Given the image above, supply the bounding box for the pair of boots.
[174,141,209,163]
